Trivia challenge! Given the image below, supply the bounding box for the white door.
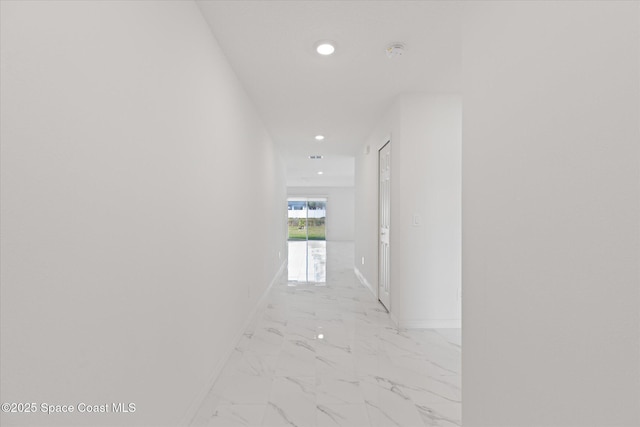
[378,141,391,311]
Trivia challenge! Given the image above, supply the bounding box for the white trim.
[377,138,391,312]
[381,133,392,151]
[353,266,375,298]
[352,268,461,329]
[396,318,461,329]
[180,259,287,426]
[390,311,400,328]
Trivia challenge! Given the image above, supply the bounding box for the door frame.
[378,139,391,311]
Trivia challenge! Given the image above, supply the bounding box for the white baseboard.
[352,268,460,330]
[179,259,287,426]
[353,266,375,298]
[396,318,461,329]
[390,311,400,328]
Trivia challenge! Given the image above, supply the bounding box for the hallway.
[190,243,461,427]
[2,2,638,426]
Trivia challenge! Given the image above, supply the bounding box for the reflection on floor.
[191,242,461,427]
[287,240,326,283]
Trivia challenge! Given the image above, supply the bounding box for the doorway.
[378,141,391,310]
[287,198,327,283]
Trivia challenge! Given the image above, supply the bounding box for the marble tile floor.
[191,242,461,427]
[287,240,327,283]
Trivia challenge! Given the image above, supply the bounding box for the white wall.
[461,2,640,426]
[0,1,286,426]
[354,94,462,328]
[288,187,355,241]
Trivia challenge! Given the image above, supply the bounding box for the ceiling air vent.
[309,155,323,160]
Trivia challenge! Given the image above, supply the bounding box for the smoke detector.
[386,43,406,59]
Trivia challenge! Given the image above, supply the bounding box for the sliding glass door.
[287,198,326,241]
[287,198,327,283]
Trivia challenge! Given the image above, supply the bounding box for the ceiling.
[196,0,462,187]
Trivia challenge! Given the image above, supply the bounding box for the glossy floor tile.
[191,242,461,427]
[287,240,327,283]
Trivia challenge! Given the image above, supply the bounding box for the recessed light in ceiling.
[317,171,324,175]
[315,135,325,141]
[315,41,336,56]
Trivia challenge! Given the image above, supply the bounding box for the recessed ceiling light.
[317,171,324,175]
[315,41,335,56]
[315,135,325,141]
